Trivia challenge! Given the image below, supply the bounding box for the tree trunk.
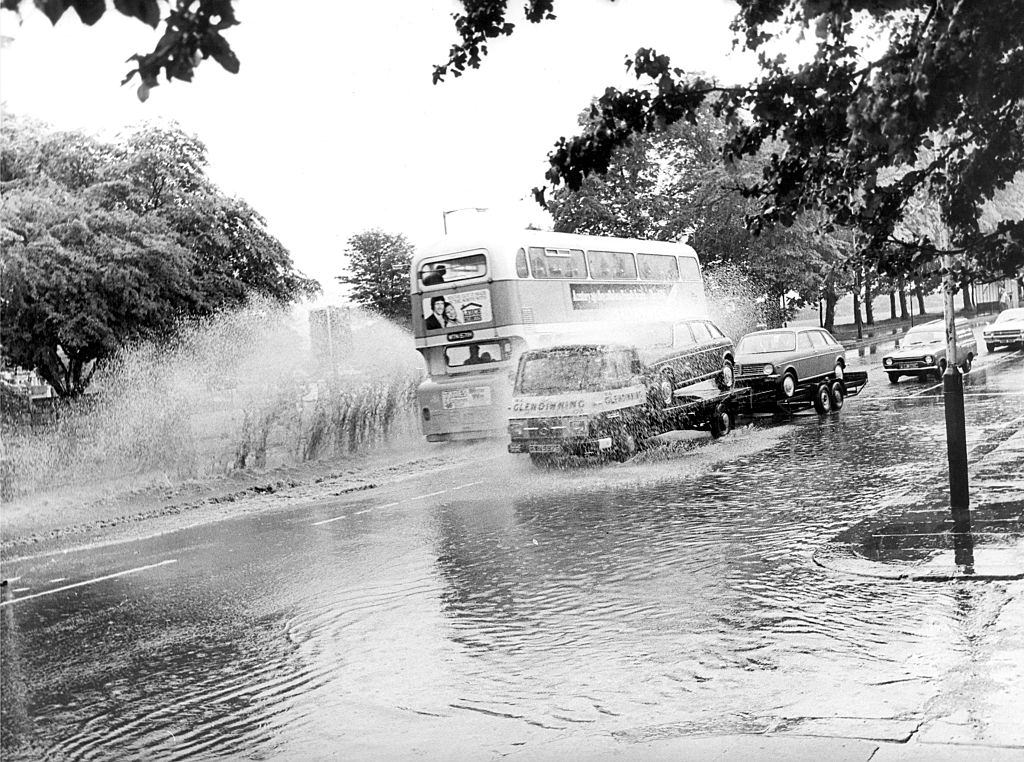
[853,270,863,340]
[898,277,909,320]
[961,277,974,312]
[916,285,926,316]
[864,267,874,325]
[889,291,897,320]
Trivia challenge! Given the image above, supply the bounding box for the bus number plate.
[441,387,492,409]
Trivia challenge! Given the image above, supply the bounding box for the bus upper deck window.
[528,247,587,279]
[587,250,638,280]
[419,252,487,287]
[515,248,529,278]
[637,253,679,280]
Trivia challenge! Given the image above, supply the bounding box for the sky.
[0,0,757,303]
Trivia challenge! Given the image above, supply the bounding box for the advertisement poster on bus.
[569,283,675,310]
[422,288,493,330]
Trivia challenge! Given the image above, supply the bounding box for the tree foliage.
[437,0,1024,279]
[336,230,414,327]
[1,0,240,100]
[549,110,848,326]
[0,116,319,397]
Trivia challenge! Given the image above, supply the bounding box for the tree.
[1,0,241,101]
[549,110,848,328]
[336,230,413,326]
[435,1,1024,279]
[0,116,319,396]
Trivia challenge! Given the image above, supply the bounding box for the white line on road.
[0,559,177,607]
[312,481,486,526]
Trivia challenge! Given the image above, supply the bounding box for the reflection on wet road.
[2,345,1022,759]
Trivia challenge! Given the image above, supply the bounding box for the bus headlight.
[509,420,526,439]
[762,364,775,376]
[568,417,589,437]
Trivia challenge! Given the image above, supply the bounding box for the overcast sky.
[0,0,756,302]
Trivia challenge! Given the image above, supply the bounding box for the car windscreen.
[905,330,943,345]
[996,309,1024,323]
[737,332,795,353]
[517,351,633,394]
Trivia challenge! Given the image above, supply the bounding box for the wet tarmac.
[2,339,1023,759]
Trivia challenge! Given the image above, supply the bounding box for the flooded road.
[3,342,1023,759]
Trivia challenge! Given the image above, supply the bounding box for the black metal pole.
[942,253,970,527]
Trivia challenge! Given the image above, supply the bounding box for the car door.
[687,320,715,380]
[794,330,817,379]
[808,330,836,378]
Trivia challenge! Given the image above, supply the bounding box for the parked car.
[881,319,977,383]
[635,318,735,406]
[734,327,847,399]
[983,308,1024,352]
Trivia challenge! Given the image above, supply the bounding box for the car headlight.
[925,355,934,364]
[509,420,526,438]
[883,357,892,367]
[762,364,775,375]
[568,417,589,436]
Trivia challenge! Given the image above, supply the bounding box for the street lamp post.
[442,207,489,234]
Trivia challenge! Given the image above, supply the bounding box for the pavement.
[813,418,1024,582]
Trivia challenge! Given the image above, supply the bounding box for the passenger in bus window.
[425,296,446,329]
[443,303,460,326]
[423,264,447,285]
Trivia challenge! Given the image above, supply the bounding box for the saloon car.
[734,327,847,399]
[881,319,977,383]
[635,318,735,406]
[983,308,1024,352]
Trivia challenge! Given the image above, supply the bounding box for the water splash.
[2,300,423,500]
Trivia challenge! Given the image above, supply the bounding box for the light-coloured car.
[882,318,977,383]
[734,327,846,399]
[983,308,1024,352]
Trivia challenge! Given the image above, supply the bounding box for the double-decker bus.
[410,230,707,442]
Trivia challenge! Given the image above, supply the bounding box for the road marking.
[312,481,485,526]
[0,559,177,607]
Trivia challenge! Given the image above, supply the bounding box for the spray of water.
[1,299,423,501]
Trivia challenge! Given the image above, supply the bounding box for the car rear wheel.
[812,382,832,414]
[779,372,797,399]
[829,380,845,410]
[709,404,732,438]
[887,373,901,384]
[716,360,735,391]
[961,354,973,373]
[936,359,947,380]
[833,363,844,380]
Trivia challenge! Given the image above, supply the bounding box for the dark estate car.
[734,327,847,398]
[636,318,735,406]
[882,318,978,383]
